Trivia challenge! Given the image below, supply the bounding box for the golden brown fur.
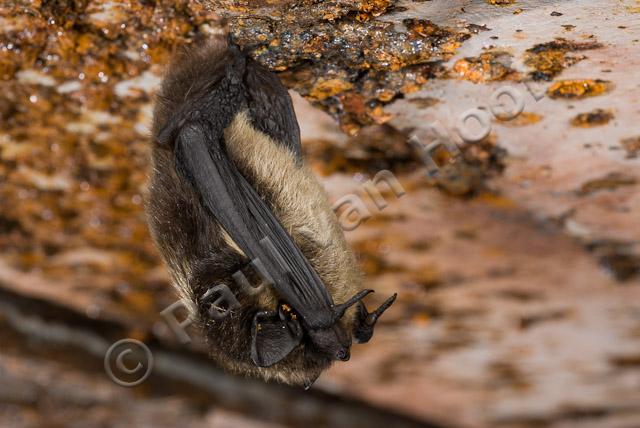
[224,111,362,313]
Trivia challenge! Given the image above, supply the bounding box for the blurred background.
[0,1,639,427]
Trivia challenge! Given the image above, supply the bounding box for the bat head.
[250,290,374,369]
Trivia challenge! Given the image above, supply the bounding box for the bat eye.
[336,348,350,361]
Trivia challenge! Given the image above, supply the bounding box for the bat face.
[146,39,396,387]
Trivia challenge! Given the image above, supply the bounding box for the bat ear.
[251,311,303,367]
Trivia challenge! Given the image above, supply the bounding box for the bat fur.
[146,38,394,387]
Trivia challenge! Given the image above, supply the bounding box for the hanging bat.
[146,38,396,387]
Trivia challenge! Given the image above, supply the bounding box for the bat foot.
[352,293,397,344]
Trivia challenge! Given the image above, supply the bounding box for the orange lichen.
[547,79,612,99]
[355,0,392,21]
[309,78,354,100]
[452,51,521,83]
[524,38,603,81]
[230,8,471,132]
[476,193,517,209]
[496,112,543,126]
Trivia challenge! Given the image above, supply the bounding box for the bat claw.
[303,371,321,390]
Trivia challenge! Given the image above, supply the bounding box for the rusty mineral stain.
[578,173,637,196]
[407,96,441,108]
[224,2,473,133]
[452,51,521,83]
[304,124,420,176]
[570,109,614,127]
[547,79,612,99]
[519,309,571,330]
[587,240,640,282]
[429,135,507,197]
[486,0,517,5]
[609,354,640,368]
[308,78,354,101]
[476,192,517,209]
[524,38,603,81]
[621,137,640,159]
[351,239,407,277]
[495,112,543,126]
[305,122,505,198]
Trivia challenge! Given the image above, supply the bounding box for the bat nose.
[336,348,350,361]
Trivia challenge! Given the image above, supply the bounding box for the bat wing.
[244,58,302,161]
[174,123,335,328]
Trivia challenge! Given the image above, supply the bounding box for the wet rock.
[524,38,603,81]
[223,2,473,133]
[452,50,521,83]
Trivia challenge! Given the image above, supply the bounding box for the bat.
[146,37,396,388]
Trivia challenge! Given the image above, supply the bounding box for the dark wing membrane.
[244,59,302,161]
[156,48,246,147]
[174,123,335,328]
